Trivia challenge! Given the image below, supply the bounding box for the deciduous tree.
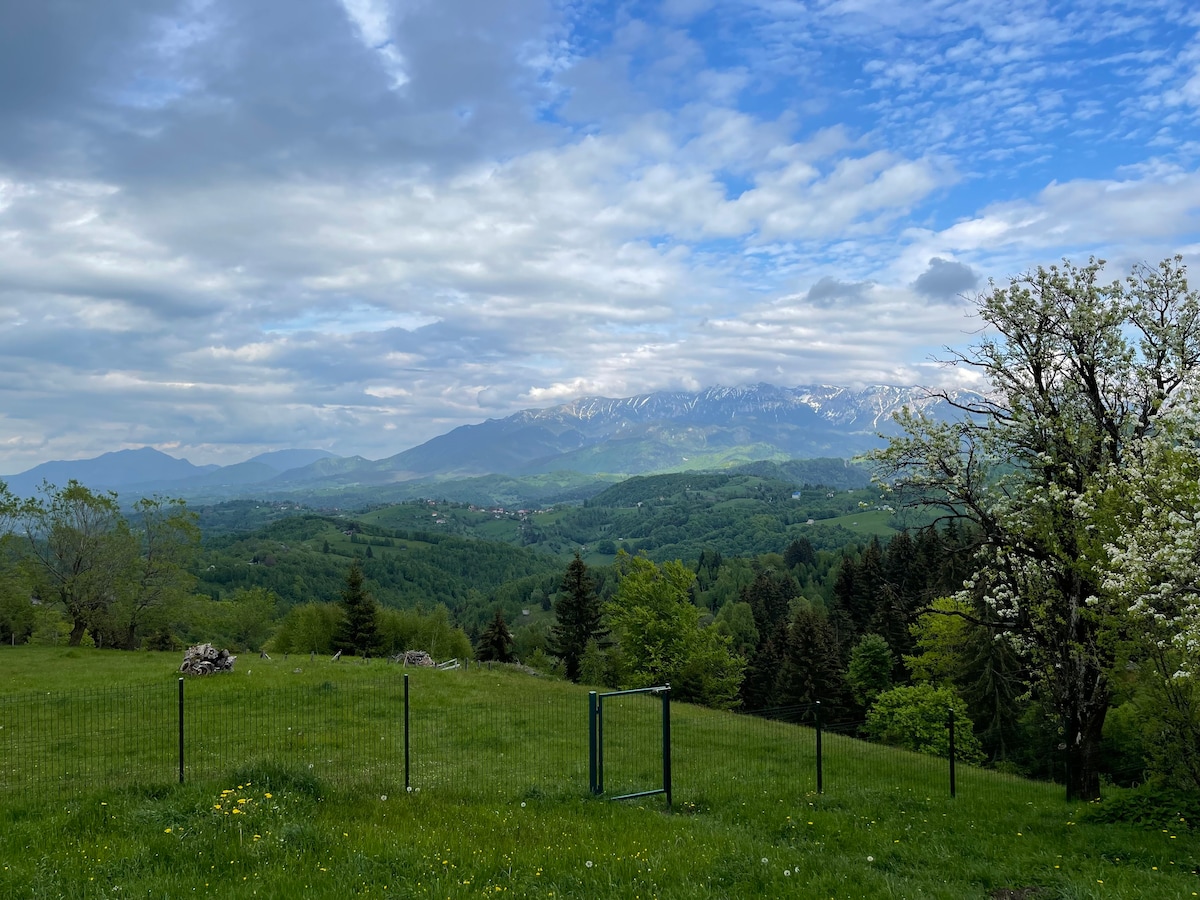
[608,554,744,708]
[16,481,136,646]
[873,256,1200,800]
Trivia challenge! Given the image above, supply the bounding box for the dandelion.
[380,795,387,802]
[585,861,593,868]
[407,786,413,793]
[761,858,768,865]
[867,856,874,862]
[164,828,172,834]
[520,802,526,808]
[784,870,791,877]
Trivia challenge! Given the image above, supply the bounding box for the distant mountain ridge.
[372,383,977,479]
[1,383,978,500]
[2,447,338,498]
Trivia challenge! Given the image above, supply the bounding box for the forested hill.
[194,514,563,633]
[188,465,901,630]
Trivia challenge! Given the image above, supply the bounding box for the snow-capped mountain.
[370,383,979,479]
[2,384,978,498]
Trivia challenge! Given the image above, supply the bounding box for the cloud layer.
[1,0,1198,471]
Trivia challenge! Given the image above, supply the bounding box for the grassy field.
[1,647,1197,898]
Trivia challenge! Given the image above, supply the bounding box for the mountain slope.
[2,447,218,496]
[1,384,977,500]
[370,383,976,479]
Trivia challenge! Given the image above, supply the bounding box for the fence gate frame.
[588,684,671,807]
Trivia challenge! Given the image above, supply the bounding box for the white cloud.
[0,0,1197,472]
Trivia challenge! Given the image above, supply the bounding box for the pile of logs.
[179,643,237,675]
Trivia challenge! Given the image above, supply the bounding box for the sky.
[1,0,1199,473]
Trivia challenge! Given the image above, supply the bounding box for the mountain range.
[2,383,974,501]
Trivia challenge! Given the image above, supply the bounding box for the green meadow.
[0,647,1197,899]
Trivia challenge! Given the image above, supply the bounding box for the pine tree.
[741,570,792,636]
[476,609,515,663]
[774,607,845,712]
[783,537,816,569]
[333,559,378,656]
[547,553,606,681]
[740,619,787,711]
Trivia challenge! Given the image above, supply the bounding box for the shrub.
[864,684,985,765]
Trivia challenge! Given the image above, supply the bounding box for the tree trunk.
[68,617,87,647]
[1063,685,1109,801]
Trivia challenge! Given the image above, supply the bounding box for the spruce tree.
[741,570,792,636]
[333,559,378,656]
[476,609,515,663]
[547,553,606,681]
[775,607,845,712]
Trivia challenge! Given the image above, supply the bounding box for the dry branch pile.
[394,650,435,667]
[179,643,237,675]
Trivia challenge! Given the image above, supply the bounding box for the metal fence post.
[661,684,672,810]
[403,673,410,791]
[177,677,185,784]
[588,691,599,795]
[815,701,823,795]
[947,707,956,799]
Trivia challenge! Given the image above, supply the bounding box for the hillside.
[2,650,1195,899]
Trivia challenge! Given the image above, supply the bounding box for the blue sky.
[0,0,1198,471]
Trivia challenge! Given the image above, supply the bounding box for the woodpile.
[392,650,435,667]
[179,643,237,675]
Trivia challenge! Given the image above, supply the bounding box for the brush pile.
[179,643,237,675]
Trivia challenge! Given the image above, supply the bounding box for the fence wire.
[1,669,1066,807]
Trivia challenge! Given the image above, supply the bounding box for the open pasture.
[0,647,1196,898]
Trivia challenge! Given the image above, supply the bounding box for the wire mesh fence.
[0,668,1065,808]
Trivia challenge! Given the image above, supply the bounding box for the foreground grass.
[1,647,1198,898]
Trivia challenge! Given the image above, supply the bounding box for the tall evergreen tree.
[783,537,816,569]
[547,553,606,681]
[476,608,515,663]
[740,619,787,711]
[742,570,792,635]
[774,607,845,712]
[333,559,378,656]
[873,530,923,668]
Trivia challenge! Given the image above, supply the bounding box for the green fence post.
[588,691,599,795]
[947,707,956,799]
[815,701,823,795]
[178,677,185,784]
[662,684,672,810]
[404,674,410,791]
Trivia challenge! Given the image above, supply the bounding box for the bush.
[864,684,985,765]
[1079,783,1200,830]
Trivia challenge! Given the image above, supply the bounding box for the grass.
[1,647,1198,898]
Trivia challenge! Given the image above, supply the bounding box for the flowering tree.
[1105,388,1200,788]
[872,256,1200,800]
